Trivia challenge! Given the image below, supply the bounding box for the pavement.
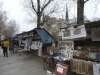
[0,47,48,75]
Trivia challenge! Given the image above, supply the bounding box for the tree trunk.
[37,13,41,28]
[77,0,84,24]
[37,0,41,28]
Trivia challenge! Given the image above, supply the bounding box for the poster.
[31,41,38,50]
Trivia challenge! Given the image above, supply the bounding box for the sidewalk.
[0,47,47,75]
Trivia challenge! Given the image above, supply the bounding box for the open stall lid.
[35,28,53,47]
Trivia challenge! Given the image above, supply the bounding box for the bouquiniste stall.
[17,28,53,57]
[57,21,100,75]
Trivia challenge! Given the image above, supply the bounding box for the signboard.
[55,63,69,75]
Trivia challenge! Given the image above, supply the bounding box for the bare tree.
[0,1,19,39]
[69,0,100,24]
[22,0,65,28]
[3,20,19,38]
[0,2,7,39]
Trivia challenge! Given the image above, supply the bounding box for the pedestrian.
[3,39,9,57]
[9,38,14,54]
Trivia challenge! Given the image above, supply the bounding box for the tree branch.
[31,0,37,13]
[84,0,89,3]
[41,0,53,13]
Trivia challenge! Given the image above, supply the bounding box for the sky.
[1,0,100,33]
[2,0,36,33]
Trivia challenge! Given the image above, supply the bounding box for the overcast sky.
[2,0,100,33]
[2,0,36,33]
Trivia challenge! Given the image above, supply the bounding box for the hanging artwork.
[31,41,38,50]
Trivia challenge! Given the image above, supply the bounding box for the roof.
[85,20,100,28]
[60,20,100,30]
[35,28,53,47]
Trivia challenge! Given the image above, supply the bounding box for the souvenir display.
[89,52,96,59]
[59,25,100,75]
[58,38,74,61]
[96,53,100,60]
[76,51,83,57]
[90,47,98,52]
[73,50,78,57]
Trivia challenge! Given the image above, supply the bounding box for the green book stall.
[57,21,100,75]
